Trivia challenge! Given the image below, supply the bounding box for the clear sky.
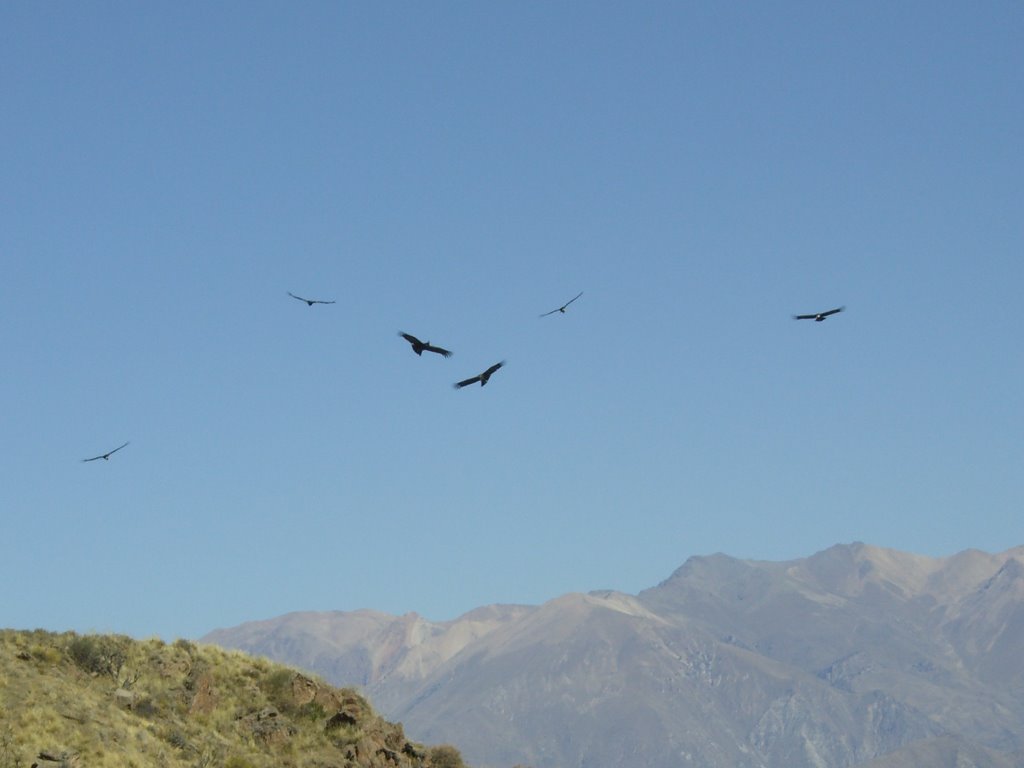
[2,2,1022,641]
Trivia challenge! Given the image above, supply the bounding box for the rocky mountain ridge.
[204,542,1024,768]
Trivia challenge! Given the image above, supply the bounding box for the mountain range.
[203,542,1024,768]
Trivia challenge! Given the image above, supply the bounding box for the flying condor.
[82,442,130,462]
[540,291,583,317]
[793,306,845,322]
[288,291,336,306]
[454,361,505,389]
[399,332,452,358]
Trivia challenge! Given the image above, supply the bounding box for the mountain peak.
[205,542,1024,768]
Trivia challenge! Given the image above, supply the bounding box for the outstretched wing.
[289,291,335,305]
[794,306,845,320]
[399,332,423,347]
[454,375,481,389]
[83,441,129,462]
[540,291,583,316]
[482,361,505,378]
[424,343,453,358]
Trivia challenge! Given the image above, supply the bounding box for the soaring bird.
[399,332,452,358]
[82,442,130,462]
[793,306,845,322]
[540,291,583,317]
[288,291,336,306]
[454,361,505,389]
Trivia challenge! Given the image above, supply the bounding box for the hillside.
[205,543,1024,768]
[0,629,475,768]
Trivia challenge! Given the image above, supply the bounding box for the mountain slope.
[202,605,534,715]
[0,629,472,768]
[856,735,1024,768]
[204,543,1024,768]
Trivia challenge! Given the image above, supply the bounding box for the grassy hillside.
[0,629,471,768]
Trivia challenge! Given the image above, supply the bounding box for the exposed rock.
[36,750,81,767]
[113,688,138,710]
[326,710,359,730]
[187,671,217,715]
[241,706,298,747]
[290,672,320,706]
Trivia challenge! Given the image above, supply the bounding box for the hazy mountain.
[856,735,1024,768]
[203,543,1024,768]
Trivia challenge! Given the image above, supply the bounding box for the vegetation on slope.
[0,629,469,768]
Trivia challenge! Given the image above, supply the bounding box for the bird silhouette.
[454,361,505,389]
[288,291,336,306]
[540,292,583,317]
[399,332,452,358]
[793,306,845,322]
[82,442,130,462]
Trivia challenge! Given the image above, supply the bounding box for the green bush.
[260,668,295,711]
[428,744,467,768]
[67,634,129,680]
[298,701,326,722]
[29,644,62,665]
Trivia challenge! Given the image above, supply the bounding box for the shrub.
[165,728,190,751]
[428,744,467,768]
[67,634,129,680]
[327,721,363,748]
[260,668,295,711]
[28,644,62,665]
[298,701,326,722]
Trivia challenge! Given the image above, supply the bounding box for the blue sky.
[2,2,1022,641]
